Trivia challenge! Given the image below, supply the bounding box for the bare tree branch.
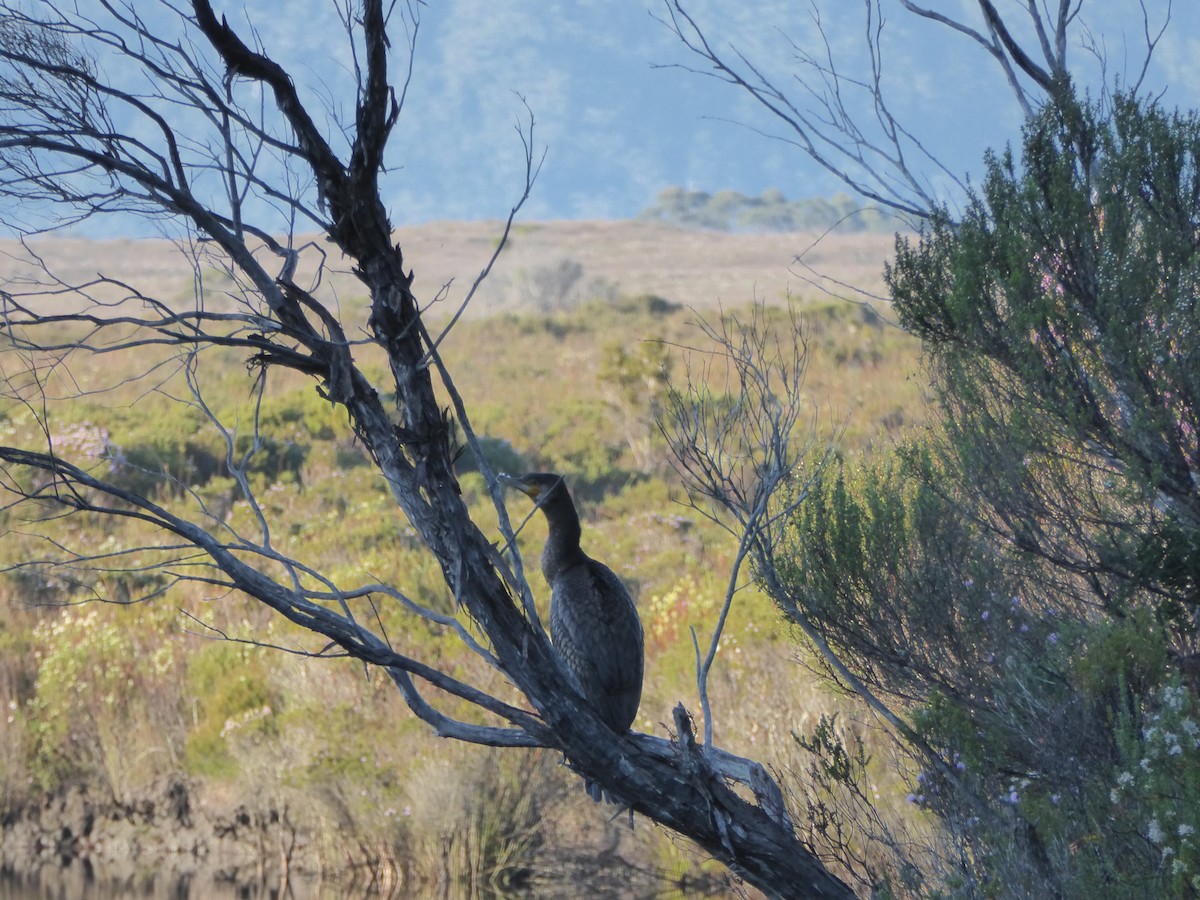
[658,0,948,218]
[661,0,1166,220]
[659,301,839,748]
[0,4,858,895]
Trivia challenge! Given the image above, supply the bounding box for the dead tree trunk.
[0,2,855,896]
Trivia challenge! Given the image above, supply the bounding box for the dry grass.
[0,220,899,316]
[0,218,927,896]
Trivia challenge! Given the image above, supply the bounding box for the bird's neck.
[538,492,584,582]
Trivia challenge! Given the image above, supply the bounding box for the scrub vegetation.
[0,250,922,892]
[2,2,1196,897]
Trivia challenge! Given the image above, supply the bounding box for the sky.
[224,0,1200,226]
[10,1,1200,233]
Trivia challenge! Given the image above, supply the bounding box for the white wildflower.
[1163,685,1186,711]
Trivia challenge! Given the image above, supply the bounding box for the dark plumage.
[501,473,644,740]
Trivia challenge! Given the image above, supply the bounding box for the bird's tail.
[587,781,635,828]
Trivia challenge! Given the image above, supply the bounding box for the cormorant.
[500,473,644,773]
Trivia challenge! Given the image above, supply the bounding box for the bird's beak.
[498,473,539,499]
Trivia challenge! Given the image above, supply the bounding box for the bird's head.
[498,472,566,502]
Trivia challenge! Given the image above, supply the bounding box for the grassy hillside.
[0,220,924,894]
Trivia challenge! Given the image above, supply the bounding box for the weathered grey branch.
[659,302,837,748]
[0,4,859,895]
[663,0,1165,219]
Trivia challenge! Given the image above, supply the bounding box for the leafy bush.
[1107,684,1200,896]
[454,434,526,477]
[23,605,180,795]
[777,89,1200,896]
[184,641,278,778]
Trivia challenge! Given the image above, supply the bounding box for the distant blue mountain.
[27,2,1200,236]
[358,0,1198,224]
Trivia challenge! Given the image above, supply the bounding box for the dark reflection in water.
[0,849,696,897]
[0,864,368,900]
[0,863,684,900]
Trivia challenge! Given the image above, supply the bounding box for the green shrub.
[1106,683,1200,897]
[24,605,179,793]
[454,434,526,477]
[184,641,278,778]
